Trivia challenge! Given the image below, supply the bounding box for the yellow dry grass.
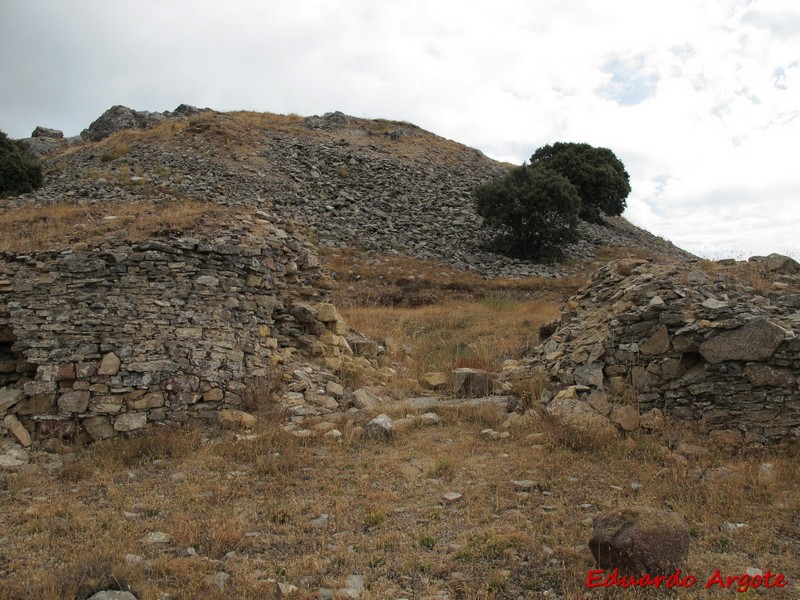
[340,298,560,396]
[1,412,797,599]
[0,200,237,253]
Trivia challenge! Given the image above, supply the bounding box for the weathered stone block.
[114,412,147,432]
[699,317,786,364]
[58,390,90,413]
[364,414,393,441]
[452,368,493,398]
[129,392,165,410]
[589,507,690,576]
[0,388,24,413]
[574,363,604,388]
[639,324,671,355]
[97,352,121,376]
[743,364,795,388]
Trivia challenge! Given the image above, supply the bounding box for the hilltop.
[6,105,689,277]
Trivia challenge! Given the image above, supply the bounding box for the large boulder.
[589,507,690,576]
[699,317,786,364]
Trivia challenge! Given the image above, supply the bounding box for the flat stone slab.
[383,395,513,412]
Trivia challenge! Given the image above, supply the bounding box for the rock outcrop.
[506,258,800,440]
[80,103,204,142]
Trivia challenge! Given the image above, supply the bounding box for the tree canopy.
[473,141,631,260]
[529,142,630,223]
[0,130,43,197]
[473,164,580,261]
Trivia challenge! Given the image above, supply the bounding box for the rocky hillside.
[0,104,704,447]
[9,105,690,277]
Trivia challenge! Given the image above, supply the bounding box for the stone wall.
[508,258,800,440]
[0,217,357,442]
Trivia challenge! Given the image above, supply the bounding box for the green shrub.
[473,164,580,261]
[0,130,43,196]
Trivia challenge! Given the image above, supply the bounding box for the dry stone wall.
[507,258,800,440]
[0,217,363,442]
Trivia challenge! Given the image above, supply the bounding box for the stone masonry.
[507,258,800,440]
[0,215,365,442]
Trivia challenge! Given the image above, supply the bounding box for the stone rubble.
[505,258,800,439]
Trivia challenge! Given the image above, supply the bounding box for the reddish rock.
[589,507,690,576]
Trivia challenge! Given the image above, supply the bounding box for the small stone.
[276,581,298,596]
[337,574,365,598]
[610,406,640,431]
[363,414,393,441]
[441,492,463,504]
[323,429,343,442]
[352,388,381,410]
[512,480,535,492]
[114,412,147,432]
[325,381,344,398]
[316,303,339,323]
[98,352,121,376]
[3,414,32,447]
[452,368,493,397]
[0,388,24,413]
[639,408,665,431]
[421,372,449,389]
[419,412,441,425]
[758,463,775,485]
[209,571,231,589]
[675,442,709,459]
[218,409,256,429]
[140,531,171,545]
[481,428,500,440]
[311,514,329,527]
[86,592,139,600]
[58,390,90,413]
[124,553,144,566]
[701,298,729,309]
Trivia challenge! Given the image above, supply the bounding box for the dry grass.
[694,258,796,294]
[1,414,797,599]
[0,200,238,253]
[322,249,586,308]
[339,298,561,396]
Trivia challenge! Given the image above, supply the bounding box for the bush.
[474,164,580,261]
[0,130,43,196]
[529,142,630,223]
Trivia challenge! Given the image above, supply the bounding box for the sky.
[1,0,798,260]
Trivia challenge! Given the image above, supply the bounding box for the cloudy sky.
[2,0,798,259]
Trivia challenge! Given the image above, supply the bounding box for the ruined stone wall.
[511,259,800,440]
[0,220,352,442]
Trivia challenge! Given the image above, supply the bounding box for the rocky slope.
[10,105,690,278]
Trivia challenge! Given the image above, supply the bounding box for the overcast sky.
[2,0,798,259]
